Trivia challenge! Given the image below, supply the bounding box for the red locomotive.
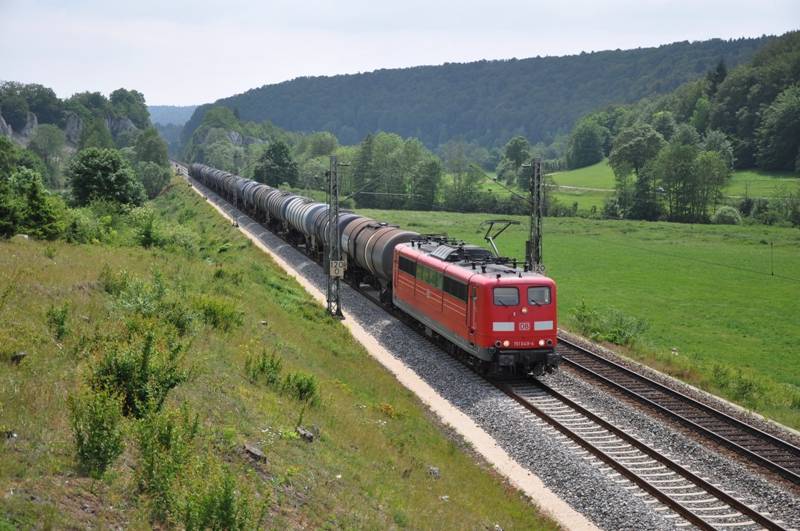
[393,236,559,375]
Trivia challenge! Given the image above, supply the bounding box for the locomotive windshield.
[528,286,551,305]
[493,287,519,306]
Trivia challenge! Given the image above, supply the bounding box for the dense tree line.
[556,31,800,224]
[182,37,768,151]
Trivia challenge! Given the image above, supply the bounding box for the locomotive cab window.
[527,286,551,305]
[493,287,519,306]
[398,256,416,276]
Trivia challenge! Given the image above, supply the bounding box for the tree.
[67,148,145,206]
[651,142,698,221]
[252,140,298,187]
[80,116,115,149]
[702,130,735,169]
[305,131,338,157]
[0,136,18,176]
[407,159,441,210]
[20,84,64,125]
[672,123,701,146]
[110,88,150,129]
[650,111,677,141]
[12,168,67,239]
[351,134,378,208]
[503,136,530,172]
[692,151,730,219]
[706,59,727,96]
[136,161,172,199]
[0,92,30,131]
[566,119,606,169]
[608,124,665,214]
[756,85,800,171]
[134,127,169,167]
[29,124,66,185]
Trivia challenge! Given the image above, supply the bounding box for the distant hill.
[148,105,197,125]
[183,36,771,149]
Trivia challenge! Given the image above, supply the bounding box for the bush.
[570,301,648,346]
[91,332,188,418]
[46,301,69,340]
[136,406,199,522]
[67,388,125,479]
[182,468,261,531]
[245,348,282,385]
[99,265,131,296]
[194,295,243,331]
[711,205,742,225]
[136,161,172,199]
[282,372,320,405]
[67,147,145,206]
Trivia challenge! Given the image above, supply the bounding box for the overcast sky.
[1,0,797,106]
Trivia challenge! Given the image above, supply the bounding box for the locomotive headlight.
[538,339,546,347]
[502,340,510,348]
[521,307,528,314]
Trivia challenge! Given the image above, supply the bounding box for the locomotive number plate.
[330,260,346,278]
[519,322,530,331]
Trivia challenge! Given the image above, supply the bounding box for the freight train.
[188,163,561,375]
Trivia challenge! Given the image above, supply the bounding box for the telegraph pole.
[526,158,544,272]
[326,155,346,319]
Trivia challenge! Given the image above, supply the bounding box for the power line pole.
[525,158,544,272]
[326,155,346,319]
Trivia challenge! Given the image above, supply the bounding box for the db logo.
[519,322,531,331]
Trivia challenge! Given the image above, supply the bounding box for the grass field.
[0,181,556,529]
[360,208,800,428]
[549,160,800,212]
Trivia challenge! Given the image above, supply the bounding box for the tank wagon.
[189,163,560,375]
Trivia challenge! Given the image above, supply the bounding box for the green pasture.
[360,208,800,428]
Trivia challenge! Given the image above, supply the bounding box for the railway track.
[499,380,788,530]
[557,338,800,485]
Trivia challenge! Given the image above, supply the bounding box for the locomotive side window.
[399,256,416,276]
[443,276,468,302]
[416,264,443,289]
[527,286,551,305]
[493,287,519,306]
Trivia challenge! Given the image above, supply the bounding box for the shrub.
[136,406,199,522]
[282,372,320,406]
[245,348,282,385]
[91,332,188,418]
[67,388,125,479]
[182,467,261,531]
[46,301,69,340]
[130,206,162,248]
[711,205,742,225]
[98,265,131,296]
[194,295,243,331]
[570,301,648,346]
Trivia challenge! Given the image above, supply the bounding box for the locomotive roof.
[399,238,552,283]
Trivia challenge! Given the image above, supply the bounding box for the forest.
[181,36,769,150]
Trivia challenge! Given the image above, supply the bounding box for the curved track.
[557,338,800,485]
[500,380,788,530]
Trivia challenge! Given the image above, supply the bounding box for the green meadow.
[360,208,800,428]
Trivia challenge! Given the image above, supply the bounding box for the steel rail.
[557,337,800,485]
[498,380,787,530]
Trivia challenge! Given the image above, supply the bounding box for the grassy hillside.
[0,180,556,529]
[183,37,769,149]
[360,208,800,428]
